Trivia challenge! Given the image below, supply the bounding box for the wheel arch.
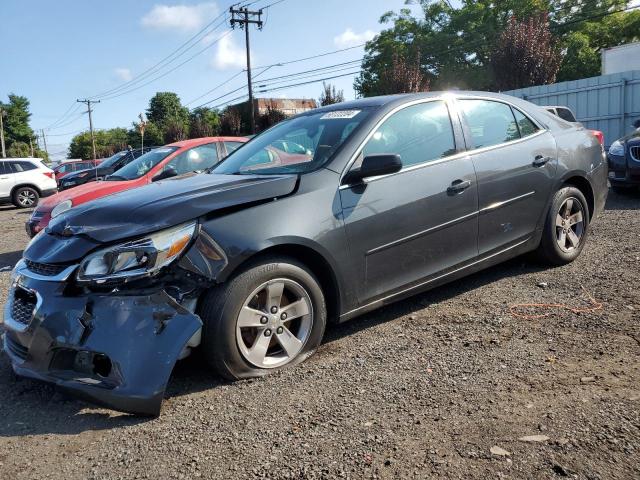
[560,173,595,221]
[11,183,42,197]
[221,242,343,323]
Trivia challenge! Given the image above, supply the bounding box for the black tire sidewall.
[540,187,590,265]
[12,187,39,208]
[199,257,327,380]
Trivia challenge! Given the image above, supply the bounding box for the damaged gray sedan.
[2,92,608,415]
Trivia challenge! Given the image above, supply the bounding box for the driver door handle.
[447,179,472,194]
[533,155,551,167]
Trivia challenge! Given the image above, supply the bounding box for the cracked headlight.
[51,199,73,219]
[77,222,197,283]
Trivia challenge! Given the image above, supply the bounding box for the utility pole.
[230,6,263,135]
[138,113,147,152]
[77,99,100,160]
[29,136,34,157]
[41,129,49,160]
[0,107,6,158]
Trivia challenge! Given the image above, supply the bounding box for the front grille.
[10,288,37,326]
[631,146,640,162]
[5,334,28,361]
[25,259,66,277]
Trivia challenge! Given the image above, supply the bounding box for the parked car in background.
[6,92,607,415]
[26,136,248,236]
[544,105,578,123]
[607,119,640,193]
[57,147,154,191]
[544,105,605,146]
[0,158,57,208]
[53,159,102,182]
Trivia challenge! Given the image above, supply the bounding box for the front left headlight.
[608,140,625,156]
[77,222,197,283]
[51,199,73,219]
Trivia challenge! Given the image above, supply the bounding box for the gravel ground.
[0,191,638,480]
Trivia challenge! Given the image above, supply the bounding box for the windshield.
[214,108,372,175]
[107,147,178,181]
[100,151,130,168]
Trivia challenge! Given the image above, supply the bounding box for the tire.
[12,186,39,208]
[198,255,327,380]
[536,186,590,266]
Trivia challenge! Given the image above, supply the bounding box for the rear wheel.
[12,187,39,208]
[198,256,326,380]
[536,186,589,265]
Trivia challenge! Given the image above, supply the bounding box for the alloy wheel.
[555,197,585,252]
[236,278,313,368]
[17,190,37,207]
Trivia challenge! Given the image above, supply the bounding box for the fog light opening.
[92,354,112,378]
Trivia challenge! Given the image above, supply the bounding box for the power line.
[89,10,231,99]
[257,70,362,94]
[98,27,232,101]
[185,70,245,106]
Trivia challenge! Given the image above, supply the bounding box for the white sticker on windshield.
[321,110,361,120]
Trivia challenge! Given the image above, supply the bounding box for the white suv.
[0,158,58,208]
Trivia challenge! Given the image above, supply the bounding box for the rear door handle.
[533,155,551,167]
[447,179,471,194]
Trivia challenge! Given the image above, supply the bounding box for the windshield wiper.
[106,175,126,181]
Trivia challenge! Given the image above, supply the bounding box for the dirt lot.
[0,191,638,480]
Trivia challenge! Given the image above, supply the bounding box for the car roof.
[167,136,249,148]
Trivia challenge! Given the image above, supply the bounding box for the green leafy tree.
[220,108,242,136]
[127,121,164,148]
[7,141,30,157]
[146,92,190,141]
[68,128,130,160]
[189,107,221,138]
[355,0,639,93]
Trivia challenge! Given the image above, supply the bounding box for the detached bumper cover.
[2,261,202,415]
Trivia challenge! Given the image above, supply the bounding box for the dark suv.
[607,119,640,193]
[58,147,154,191]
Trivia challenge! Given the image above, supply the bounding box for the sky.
[0,0,418,161]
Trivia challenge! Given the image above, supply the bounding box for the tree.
[220,108,242,136]
[7,141,30,158]
[319,82,345,106]
[127,121,164,148]
[491,14,561,90]
[378,50,431,95]
[257,105,287,131]
[354,0,639,93]
[189,107,221,138]
[146,92,190,142]
[69,128,129,159]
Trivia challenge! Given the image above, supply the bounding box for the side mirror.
[342,154,402,185]
[153,167,178,182]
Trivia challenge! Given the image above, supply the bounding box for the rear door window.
[8,161,38,172]
[458,99,520,148]
[512,108,539,137]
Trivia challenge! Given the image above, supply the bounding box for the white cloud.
[333,28,376,48]
[114,67,132,82]
[212,34,247,70]
[141,3,218,33]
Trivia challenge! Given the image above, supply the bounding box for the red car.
[26,136,248,237]
[53,159,102,181]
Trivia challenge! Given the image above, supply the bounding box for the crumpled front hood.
[45,172,298,245]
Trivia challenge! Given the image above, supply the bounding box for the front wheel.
[536,186,590,265]
[198,256,327,380]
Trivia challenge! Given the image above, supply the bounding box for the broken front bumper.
[2,260,202,416]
